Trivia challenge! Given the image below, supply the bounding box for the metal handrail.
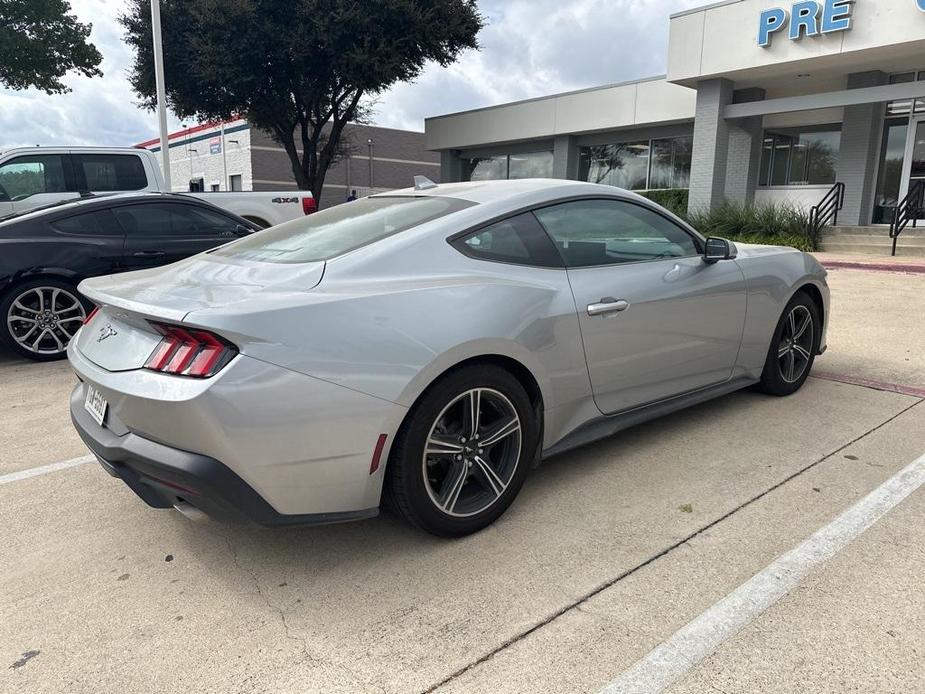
[808,182,845,242]
[890,180,925,256]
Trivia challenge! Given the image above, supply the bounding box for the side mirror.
[703,237,737,264]
[234,224,253,237]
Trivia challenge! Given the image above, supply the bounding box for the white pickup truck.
[0,146,315,227]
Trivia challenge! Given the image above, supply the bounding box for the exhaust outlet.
[173,501,208,521]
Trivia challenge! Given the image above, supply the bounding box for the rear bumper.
[70,385,378,526]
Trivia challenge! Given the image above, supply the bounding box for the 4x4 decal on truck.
[271,197,299,204]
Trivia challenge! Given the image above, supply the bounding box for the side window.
[51,209,123,236]
[533,199,699,267]
[0,155,68,201]
[75,154,148,192]
[452,213,562,268]
[180,206,241,236]
[114,203,238,237]
[113,204,174,236]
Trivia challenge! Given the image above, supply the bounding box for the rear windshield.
[211,195,475,263]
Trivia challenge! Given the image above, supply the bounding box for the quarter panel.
[68,344,404,515]
[198,262,591,413]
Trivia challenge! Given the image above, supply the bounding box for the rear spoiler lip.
[77,258,328,327]
[77,281,190,324]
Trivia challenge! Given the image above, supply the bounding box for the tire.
[385,364,539,537]
[755,290,820,396]
[0,279,90,361]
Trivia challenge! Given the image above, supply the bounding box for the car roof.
[0,192,215,226]
[0,146,149,156]
[374,178,599,205]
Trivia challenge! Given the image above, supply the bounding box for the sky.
[0,0,704,148]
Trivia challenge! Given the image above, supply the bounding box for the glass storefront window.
[758,125,841,186]
[462,152,553,181]
[649,136,693,189]
[463,156,508,181]
[578,135,692,191]
[508,151,554,179]
[581,142,649,190]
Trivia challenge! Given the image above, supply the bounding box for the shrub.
[685,201,816,252]
[638,188,689,217]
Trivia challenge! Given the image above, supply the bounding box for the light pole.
[367,138,374,193]
[151,0,171,189]
[220,122,228,191]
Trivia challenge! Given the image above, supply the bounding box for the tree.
[121,0,483,198]
[0,0,103,94]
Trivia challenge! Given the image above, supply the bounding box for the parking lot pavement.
[819,267,925,391]
[433,402,925,694]
[0,356,87,476]
[2,378,921,693]
[672,480,925,694]
[2,264,924,694]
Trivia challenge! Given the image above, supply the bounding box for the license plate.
[84,385,108,427]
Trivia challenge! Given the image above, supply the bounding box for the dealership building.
[138,121,440,209]
[426,0,925,251]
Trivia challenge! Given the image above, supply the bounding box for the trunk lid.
[74,254,325,371]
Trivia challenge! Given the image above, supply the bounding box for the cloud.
[0,0,701,147]
[373,0,706,130]
[0,0,181,149]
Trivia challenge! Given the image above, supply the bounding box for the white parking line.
[0,455,95,485]
[599,451,925,694]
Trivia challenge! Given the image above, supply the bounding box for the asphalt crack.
[221,533,385,694]
[421,399,923,693]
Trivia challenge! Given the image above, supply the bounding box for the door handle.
[132,251,166,258]
[587,298,630,317]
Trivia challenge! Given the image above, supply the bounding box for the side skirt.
[542,376,757,459]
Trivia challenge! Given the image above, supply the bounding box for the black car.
[0,193,258,361]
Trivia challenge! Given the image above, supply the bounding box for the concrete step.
[822,226,925,238]
[818,241,925,257]
[819,234,925,247]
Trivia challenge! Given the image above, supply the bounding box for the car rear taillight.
[144,322,237,378]
[83,306,100,325]
[302,196,317,215]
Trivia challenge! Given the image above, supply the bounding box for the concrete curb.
[821,260,925,275]
[811,372,925,399]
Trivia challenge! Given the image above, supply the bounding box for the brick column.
[688,78,735,214]
[553,135,580,180]
[836,71,888,226]
[724,88,766,206]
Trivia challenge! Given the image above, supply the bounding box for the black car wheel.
[385,364,538,536]
[756,290,820,396]
[1,279,89,361]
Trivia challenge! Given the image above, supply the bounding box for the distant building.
[137,120,440,209]
[427,0,925,230]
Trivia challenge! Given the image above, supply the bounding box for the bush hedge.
[638,188,689,217]
[637,190,817,251]
[686,202,816,252]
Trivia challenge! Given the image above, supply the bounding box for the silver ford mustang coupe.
[68,179,829,536]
